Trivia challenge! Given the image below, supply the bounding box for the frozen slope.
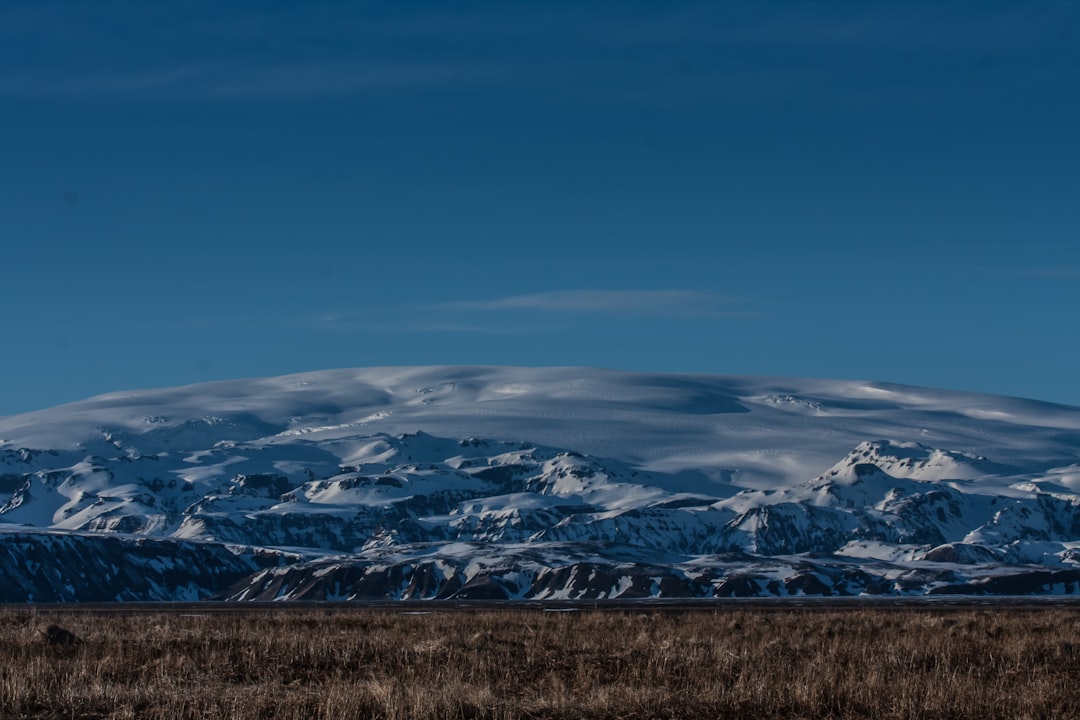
[1,366,1080,601]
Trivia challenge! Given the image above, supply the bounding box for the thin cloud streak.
[202,61,500,98]
[1024,267,1080,280]
[0,61,499,99]
[313,289,752,335]
[2,2,1071,103]
[431,290,745,316]
[369,322,535,335]
[315,312,537,335]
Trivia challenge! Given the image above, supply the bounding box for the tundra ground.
[2,606,1078,719]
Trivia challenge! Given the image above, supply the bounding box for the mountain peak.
[2,366,1080,601]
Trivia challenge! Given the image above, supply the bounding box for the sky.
[2,0,1079,415]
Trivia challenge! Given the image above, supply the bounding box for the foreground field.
[2,606,1079,719]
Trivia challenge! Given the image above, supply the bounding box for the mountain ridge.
[2,366,1080,601]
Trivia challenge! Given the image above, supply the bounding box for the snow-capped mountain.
[2,366,1080,601]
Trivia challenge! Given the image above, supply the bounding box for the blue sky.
[2,0,1079,414]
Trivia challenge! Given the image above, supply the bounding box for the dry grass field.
[1,605,1079,719]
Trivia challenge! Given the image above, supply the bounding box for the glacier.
[2,366,1080,601]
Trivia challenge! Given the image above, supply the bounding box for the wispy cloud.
[5,3,1067,105]
[311,289,752,335]
[314,311,542,335]
[201,61,498,99]
[430,290,746,317]
[0,61,499,99]
[1024,267,1080,280]
[0,66,203,96]
[368,322,535,335]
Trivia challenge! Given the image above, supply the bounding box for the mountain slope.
[2,366,1080,601]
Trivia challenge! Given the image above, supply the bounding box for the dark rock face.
[930,570,1080,596]
[0,531,287,602]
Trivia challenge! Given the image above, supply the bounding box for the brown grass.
[1,606,1079,719]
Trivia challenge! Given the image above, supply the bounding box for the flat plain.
[2,604,1079,719]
